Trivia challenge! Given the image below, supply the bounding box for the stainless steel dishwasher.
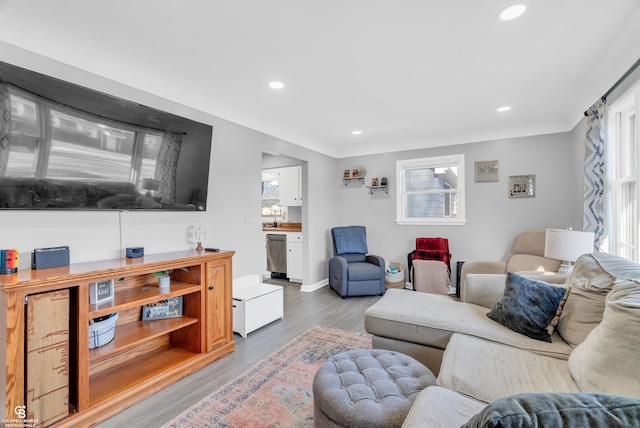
[266,234,287,275]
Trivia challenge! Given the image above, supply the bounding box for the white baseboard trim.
[300,278,328,293]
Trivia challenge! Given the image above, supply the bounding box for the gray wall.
[260,139,340,286]
[570,116,588,230]
[0,41,587,289]
[0,42,339,286]
[336,132,584,285]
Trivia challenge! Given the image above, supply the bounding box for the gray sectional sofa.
[364,252,640,426]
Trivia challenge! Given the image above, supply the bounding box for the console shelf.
[88,316,199,361]
[89,344,196,406]
[89,281,201,317]
[0,249,235,427]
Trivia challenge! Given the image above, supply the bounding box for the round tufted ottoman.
[312,349,436,428]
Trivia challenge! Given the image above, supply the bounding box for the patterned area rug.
[162,326,372,428]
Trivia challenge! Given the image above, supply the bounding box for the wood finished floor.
[96,281,382,428]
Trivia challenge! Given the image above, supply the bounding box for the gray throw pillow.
[462,392,640,428]
[487,272,567,342]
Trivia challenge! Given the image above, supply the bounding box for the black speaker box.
[31,246,70,270]
[126,247,144,258]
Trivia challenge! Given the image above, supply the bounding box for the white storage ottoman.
[232,275,284,338]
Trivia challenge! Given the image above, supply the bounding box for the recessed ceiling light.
[499,4,526,21]
[352,130,362,135]
[497,106,511,112]
[269,81,284,89]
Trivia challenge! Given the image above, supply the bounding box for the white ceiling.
[1,1,639,158]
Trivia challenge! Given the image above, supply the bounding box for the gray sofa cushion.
[462,392,640,428]
[348,261,384,281]
[341,253,367,263]
[487,272,568,342]
[556,253,616,346]
[507,253,561,273]
[364,289,573,359]
[437,334,580,404]
[569,277,640,399]
[402,386,487,428]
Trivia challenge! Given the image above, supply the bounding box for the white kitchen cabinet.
[278,166,302,206]
[287,232,303,282]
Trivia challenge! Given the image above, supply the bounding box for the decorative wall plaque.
[474,160,499,182]
[508,174,536,198]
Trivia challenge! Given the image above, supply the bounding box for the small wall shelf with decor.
[366,185,389,195]
[343,176,365,186]
[342,167,367,185]
[366,177,389,194]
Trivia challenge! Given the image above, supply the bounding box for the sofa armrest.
[366,254,384,268]
[462,274,508,308]
[459,261,506,301]
[329,256,348,293]
[366,255,386,293]
[463,273,567,309]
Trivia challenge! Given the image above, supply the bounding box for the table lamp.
[140,178,160,197]
[544,228,595,274]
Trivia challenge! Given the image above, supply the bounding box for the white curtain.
[154,132,183,203]
[583,99,607,251]
[0,77,11,176]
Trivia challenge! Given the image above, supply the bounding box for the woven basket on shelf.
[89,312,118,349]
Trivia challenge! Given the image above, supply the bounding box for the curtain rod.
[584,57,640,116]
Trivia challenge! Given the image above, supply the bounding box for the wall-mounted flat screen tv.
[0,61,212,211]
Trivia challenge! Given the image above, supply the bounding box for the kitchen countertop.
[262,222,302,232]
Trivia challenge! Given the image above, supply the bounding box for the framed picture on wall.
[508,174,536,198]
[474,160,499,182]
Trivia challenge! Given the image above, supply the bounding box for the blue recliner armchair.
[329,226,386,298]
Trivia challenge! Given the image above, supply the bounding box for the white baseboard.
[300,278,328,293]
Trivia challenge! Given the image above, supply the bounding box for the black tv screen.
[0,61,212,211]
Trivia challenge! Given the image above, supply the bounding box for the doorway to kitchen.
[261,152,306,284]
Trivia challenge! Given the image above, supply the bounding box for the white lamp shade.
[544,229,595,262]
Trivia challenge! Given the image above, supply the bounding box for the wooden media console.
[0,249,234,427]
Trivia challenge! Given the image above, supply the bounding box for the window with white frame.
[396,154,465,225]
[7,85,163,189]
[608,81,640,261]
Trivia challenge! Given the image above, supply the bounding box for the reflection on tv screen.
[0,61,212,211]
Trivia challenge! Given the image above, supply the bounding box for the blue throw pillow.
[462,392,640,428]
[487,272,567,342]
